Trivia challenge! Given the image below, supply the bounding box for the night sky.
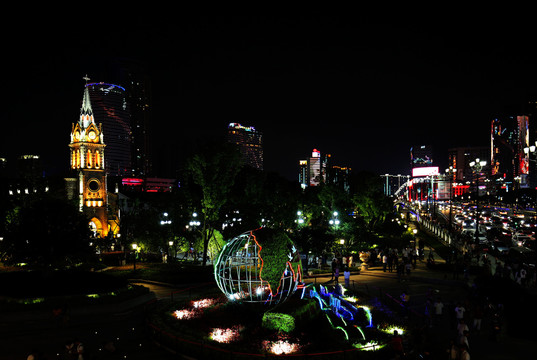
[3,15,537,181]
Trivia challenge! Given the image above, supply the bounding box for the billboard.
[412,166,439,177]
[436,179,451,200]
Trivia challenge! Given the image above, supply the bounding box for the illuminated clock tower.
[69,84,110,237]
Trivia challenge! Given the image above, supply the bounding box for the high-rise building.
[491,115,530,189]
[298,160,308,189]
[85,82,132,177]
[309,149,323,186]
[226,123,263,170]
[113,60,153,176]
[298,149,347,189]
[89,58,154,176]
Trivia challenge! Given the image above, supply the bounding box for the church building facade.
[67,84,119,238]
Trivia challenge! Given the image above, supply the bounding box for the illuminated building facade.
[408,145,436,202]
[68,85,118,238]
[298,160,308,189]
[447,146,489,196]
[226,123,263,170]
[85,82,132,177]
[121,177,176,193]
[298,149,349,189]
[491,116,530,190]
[309,149,324,186]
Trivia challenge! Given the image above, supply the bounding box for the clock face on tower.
[88,131,96,140]
[88,178,101,192]
[74,131,80,141]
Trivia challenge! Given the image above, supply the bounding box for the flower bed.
[147,284,408,357]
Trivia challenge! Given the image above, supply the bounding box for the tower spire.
[80,78,94,128]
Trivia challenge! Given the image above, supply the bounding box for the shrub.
[262,312,295,333]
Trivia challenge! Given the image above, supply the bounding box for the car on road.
[513,234,533,247]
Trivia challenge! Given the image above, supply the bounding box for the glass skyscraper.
[85,82,132,177]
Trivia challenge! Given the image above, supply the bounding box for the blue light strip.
[86,82,126,92]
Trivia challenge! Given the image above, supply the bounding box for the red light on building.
[122,178,144,186]
[453,185,470,196]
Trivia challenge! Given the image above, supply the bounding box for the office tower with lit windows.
[298,149,347,188]
[298,160,308,188]
[308,149,323,186]
[85,82,132,177]
[491,115,530,190]
[226,123,263,170]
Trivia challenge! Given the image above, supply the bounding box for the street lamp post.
[160,212,172,262]
[445,166,457,231]
[169,240,175,260]
[329,211,340,229]
[132,243,138,271]
[469,158,487,244]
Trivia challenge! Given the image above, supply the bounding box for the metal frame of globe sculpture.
[214,229,302,305]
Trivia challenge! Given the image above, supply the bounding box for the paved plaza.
[1,244,534,359]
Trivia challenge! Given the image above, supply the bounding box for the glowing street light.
[329,211,340,228]
[132,243,138,271]
[469,158,487,244]
[189,212,201,227]
[296,210,306,225]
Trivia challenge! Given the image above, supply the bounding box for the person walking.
[434,297,444,324]
[390,330,404,358]
[472,303,483,332]
[387,252,394,272]
[455,303,466,321]
[382,253,388,272]
[344,267,350,287]
[457,319,469,337]
[330,258,338,281]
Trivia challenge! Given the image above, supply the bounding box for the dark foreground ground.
[1,248,535,359]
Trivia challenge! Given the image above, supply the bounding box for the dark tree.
[184,141,243,265]
[2,195,92,265]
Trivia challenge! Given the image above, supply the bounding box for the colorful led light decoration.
[214,228,302,306]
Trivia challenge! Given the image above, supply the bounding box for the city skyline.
[3,15,537,181]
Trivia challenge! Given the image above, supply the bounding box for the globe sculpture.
[214,228,303,306]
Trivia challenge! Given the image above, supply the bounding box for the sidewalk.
[303,246,533,359]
